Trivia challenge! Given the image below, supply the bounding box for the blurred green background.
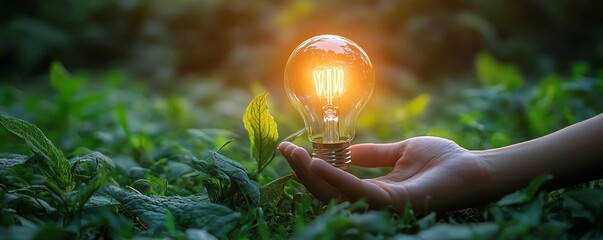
[1,0,603,174]
[3,0,603,82]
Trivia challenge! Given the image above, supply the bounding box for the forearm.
[475,114,603,198]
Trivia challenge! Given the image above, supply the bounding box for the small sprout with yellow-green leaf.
[243,92,279,175]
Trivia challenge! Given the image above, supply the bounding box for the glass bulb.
[284,35,375,170]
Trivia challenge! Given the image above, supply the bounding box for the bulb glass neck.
[322,104,340,143]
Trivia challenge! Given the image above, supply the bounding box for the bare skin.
[278,114,603,213]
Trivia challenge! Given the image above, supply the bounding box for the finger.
[284,145,297,158]
[278,142,340,199]
[349,142,407,167]
[284,147,308,182]
[278,141,287,152]
[279,142,348,202]
[288,147,342,202]
[278,141,296,156]
[278,141,293,153]
[279,143,306,183]
[309,159,392,208]
[279,143,299,168]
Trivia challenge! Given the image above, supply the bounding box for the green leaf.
[50,61,85,95]
[0,115,74,191]
[166,96,190,129]
[69,151,115,176]
[210,152,260,206]
[187,152,260,207]
[405,93,431,118]
[476,52,524,90]
[164,210,179,238]
[497,191,525,206]
[69,151,115,167]
[571,61,589,78]
[489,132,512,148]
[417,212,436,230]
[49,61,85,119]
[292,202,350,240]
[563,188,603,223]
[114,103,131,139]
[103,186,239,238]
[145,175,168,196]
[514,193,544,226]
[243,92,279,174]
[49,61,68,91]
[497,174,552,206]
[185,229,218,240]
[524,174,553,199]
[348,211,395,234]
[68,175,108,208]
[415,223,499,239]
[257,207,270,239]
[0,154,29,171]
[4,192,57,213]
[260,174,292,208]
[84,195,120,208]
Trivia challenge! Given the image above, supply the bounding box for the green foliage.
[292,201,398,239]
[408,223,499,239]
[3,0,602,87]
[187,151,260,208]
[476,52,524,90]
[497,175,552,206]
[564,189,603,224]
[243,92,279,175]
[102,186,239,238]
[0,115,74,191]
[260,174,292,208]
[0,154,28,171]
[50,61,85,108]
[1,60,602,239]
[404,93,431,119]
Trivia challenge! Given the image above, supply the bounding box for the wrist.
[471,148,517,202]
[472,142,548,200]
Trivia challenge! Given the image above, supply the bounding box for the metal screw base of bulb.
[312,142,351,171]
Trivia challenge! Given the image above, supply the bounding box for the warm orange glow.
[285,35,374,143]
[313,66,344,105]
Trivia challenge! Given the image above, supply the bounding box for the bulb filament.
[313,66,344,105]
[313,66,344,143]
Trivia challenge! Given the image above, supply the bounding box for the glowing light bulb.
[284,35,375,170]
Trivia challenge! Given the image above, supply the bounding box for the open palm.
[279,137,492,212]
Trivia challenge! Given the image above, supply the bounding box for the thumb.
[350,142,406,168]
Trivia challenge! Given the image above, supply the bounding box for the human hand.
[278,137,493,212]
